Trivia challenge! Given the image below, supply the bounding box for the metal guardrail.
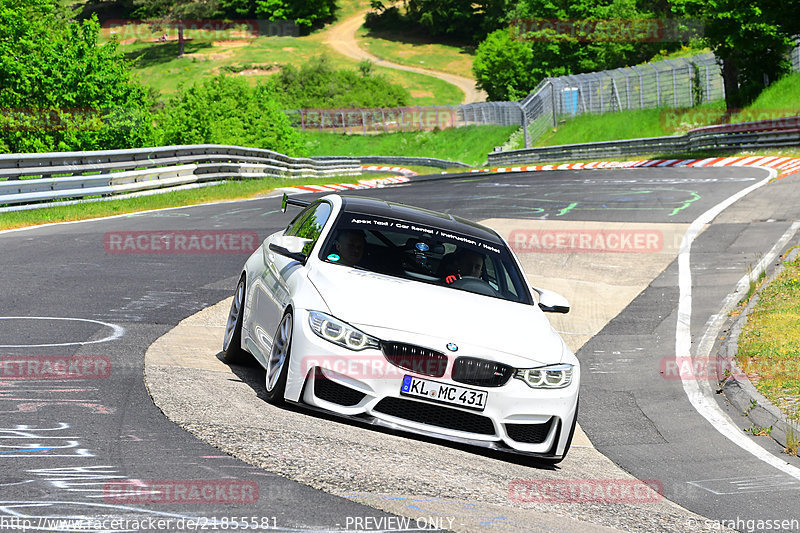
[0,145,361,209]
[487,116,800,165]
[311,155,471,169]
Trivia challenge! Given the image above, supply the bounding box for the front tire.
[222,276,247,364]
[264,311,293,405]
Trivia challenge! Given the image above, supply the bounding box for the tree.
[473,29,538,100]
[0,0,153,153]
[133,0,219,56]
[672,0,800,111]
[473,0,677,101]
[255,0,336,33]
[400,0,509,41]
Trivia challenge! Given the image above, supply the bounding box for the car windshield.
[319,212,532,304]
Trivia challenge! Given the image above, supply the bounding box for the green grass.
[301,125,517,166]
[525,102,724,148]
[737,254,800,451]
[356,25,476,80]
[730,73,800,123]
[0,174,383,230]
[110,20,462,104]
[648,44,711,62]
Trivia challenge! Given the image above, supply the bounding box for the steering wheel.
[447,276,499,297]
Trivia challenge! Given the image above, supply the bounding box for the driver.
[333,229,366,266]
[443,249,484,284]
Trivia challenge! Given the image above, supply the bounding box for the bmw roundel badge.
[446,342,458,352]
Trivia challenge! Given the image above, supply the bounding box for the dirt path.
[321,9,487,104]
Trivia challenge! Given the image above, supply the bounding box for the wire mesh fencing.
[285,104,523,134]
[287,46,799,144]
[793,41,800,74]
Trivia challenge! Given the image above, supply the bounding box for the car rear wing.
[281,193,311,213]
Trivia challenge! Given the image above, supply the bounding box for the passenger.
[443,249,484,284]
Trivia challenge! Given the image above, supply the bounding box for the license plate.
[400,375,487,411]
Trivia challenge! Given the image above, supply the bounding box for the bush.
[154,76,302,155]
[267,56,410,109]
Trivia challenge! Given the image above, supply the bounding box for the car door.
[252,201,332,360]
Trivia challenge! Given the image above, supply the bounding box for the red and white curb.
[472,156,800,178]
[362,165,418,177]
[277,166,416,194]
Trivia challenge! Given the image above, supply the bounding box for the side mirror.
[532,287,570,314]
[267,235,311,264]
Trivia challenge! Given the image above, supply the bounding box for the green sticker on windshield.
[327,254,340,262]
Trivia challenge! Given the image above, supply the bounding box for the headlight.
[514,364,573,389]
[308,311,380,351]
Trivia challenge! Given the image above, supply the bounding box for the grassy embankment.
[302,125,516,166]
[737,253,800,455]
[512,72,800,149]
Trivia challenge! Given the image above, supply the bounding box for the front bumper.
[287,310,580,459]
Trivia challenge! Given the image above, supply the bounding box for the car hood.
[307,264,566,367]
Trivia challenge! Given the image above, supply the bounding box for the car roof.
[338,195,504,245]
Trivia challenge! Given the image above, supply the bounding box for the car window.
[319,211,532,304]
[286,201,332,255]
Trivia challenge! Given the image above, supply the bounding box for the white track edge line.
[677,167,800,480]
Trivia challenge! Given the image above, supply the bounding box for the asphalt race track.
[1,166,799,532]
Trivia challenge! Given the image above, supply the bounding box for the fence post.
[361,110,366,134]
[321,109,325,132]
[663,59,678,107]
[651,64,661,106]
[625,71,631,109]
[550,81,557,126]
[599,77,604,112]
[516,102,530,148]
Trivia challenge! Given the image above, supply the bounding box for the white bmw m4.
[222,193,580,463]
